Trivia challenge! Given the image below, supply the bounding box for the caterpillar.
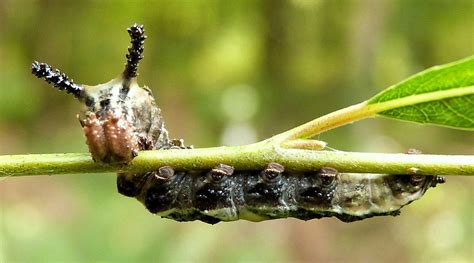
[31,23,444,224]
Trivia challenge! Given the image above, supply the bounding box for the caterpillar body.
[32,24,444,224]
[119,164,442,224]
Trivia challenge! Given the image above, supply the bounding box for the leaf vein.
[440,100,474,124]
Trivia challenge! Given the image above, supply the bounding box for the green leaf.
[368,56,474,130]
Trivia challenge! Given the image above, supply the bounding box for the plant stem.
[273,86,474,142]
[1,143,472,177]
[273,102,373,142]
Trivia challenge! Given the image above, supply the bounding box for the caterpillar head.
[32,24,169,163]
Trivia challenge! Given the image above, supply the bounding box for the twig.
[1,143,472,177]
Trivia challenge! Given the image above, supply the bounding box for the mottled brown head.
[32,24,170,164]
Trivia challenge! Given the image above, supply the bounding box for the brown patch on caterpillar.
[156,166,175,180]
[81,111,139,163]
[319,167,338,178]
[102,111,139,163]
[261,162,285,182]
[208,164,234,182]
[245,162,288,211]
[193,167,236,223]
[409,175,425,186]
[81,113,108,162]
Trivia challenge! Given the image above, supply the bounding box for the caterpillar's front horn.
[31,61,83,99]
[122,23,146,81]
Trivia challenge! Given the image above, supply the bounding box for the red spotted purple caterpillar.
[31,23,444,224]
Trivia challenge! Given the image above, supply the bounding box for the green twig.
[273,85,474,142]
[1,142,473,177]
[273,102,372,142]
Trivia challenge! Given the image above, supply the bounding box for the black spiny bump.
[261,162,284,182]
[409,175,425,186]
[123,23,146,79]
[318,167,338,186]
[195,167,233,211]
[31,61,83,98]
[209,164,234,182]
[156,166,175,180]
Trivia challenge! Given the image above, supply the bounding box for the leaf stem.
[272,85,474,142]
[272,102,374,142]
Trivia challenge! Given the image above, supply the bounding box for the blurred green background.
[0,0,473,262]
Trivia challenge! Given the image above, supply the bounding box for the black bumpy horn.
[31,61,83,98]
[123,23,146,80]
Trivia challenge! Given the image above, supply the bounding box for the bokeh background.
[0,0,473,262]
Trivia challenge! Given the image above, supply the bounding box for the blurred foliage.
[0,0,473,262]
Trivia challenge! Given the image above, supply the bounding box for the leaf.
[367,56,474,130]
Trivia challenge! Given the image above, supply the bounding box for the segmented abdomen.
[117,163,440,224]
